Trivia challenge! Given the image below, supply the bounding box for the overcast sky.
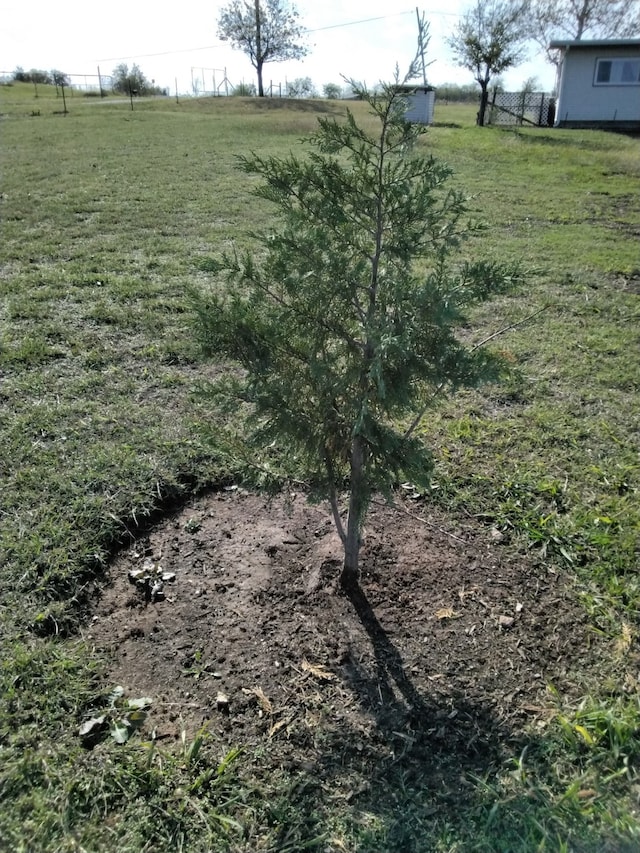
[1,1,556,94]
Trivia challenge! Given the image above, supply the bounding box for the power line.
[97,45,220,62]
[97,7,462,64]
[306,10,414,32]
[306,7,461,32]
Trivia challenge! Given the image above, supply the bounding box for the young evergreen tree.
[193,69,520,589]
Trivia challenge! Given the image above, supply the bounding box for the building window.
[594,57,640,85]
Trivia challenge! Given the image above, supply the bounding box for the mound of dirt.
[87,487,590,783]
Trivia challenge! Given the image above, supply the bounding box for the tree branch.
[403,304,549,439]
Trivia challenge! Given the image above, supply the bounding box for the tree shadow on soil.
[342,582,513,763]
[270,582,525,851]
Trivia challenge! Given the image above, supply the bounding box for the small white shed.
[550,38,640,131]
[395,84,436,125]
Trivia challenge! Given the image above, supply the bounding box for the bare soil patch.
[87,488,592,824]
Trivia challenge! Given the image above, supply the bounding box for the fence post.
[488,88,497,125]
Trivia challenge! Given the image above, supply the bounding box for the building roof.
[393,84,436,92]
[549,38,640,50]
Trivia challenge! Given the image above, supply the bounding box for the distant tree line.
[435,83,483,103]
[12,67,70,87]
[9,64,168,97]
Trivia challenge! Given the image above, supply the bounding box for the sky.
[1,1,557,95]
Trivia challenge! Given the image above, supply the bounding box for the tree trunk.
[256,63,265,97]
[477,83,489,126]
[255,0,264,96]
[340,436,367,590]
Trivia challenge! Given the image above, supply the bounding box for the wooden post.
[175,77,179,104]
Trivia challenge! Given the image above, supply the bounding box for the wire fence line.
[1,69,321,100]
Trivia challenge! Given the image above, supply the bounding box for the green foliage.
[322,82,342,99]
[12,66,52,84]
[287,76,316,97]
[51,69,70,89]
[193,75,521,582]
[79,686,153,745]
[231,81,257,96]
[111,62,163,96]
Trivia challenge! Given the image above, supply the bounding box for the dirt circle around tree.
[87,487,592,787]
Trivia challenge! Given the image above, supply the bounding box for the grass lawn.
[1,81,639,851]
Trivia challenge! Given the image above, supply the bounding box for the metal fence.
[486,91,556,128]
[67,74,113,93]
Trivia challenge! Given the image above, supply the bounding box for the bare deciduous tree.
[530,0,640,66]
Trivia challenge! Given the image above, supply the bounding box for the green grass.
[1,87,639,850]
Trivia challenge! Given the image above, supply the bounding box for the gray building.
[550,38,640,131]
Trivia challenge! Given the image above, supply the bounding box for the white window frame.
[594,57,640,86]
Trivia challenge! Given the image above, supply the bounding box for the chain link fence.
[486,91,556,128]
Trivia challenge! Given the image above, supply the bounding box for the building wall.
[556,44,640,125]
[404,90,435,125]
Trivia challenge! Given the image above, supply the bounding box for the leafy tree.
[50,70,70,113]
[51,70,70,89]
[529,0,640,66]
[192,66,520,590]
[287,76,316,97]
[323,82,342,99]
[12,67,52,84]
[448,0,531,125]
[30,69,53,84]
[111,63,156,96]
[217,0,309,97]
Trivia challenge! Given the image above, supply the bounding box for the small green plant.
[181,648,221,681]
[79,686,152,745]
[231,81,256,97]
[184,516,202,533]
